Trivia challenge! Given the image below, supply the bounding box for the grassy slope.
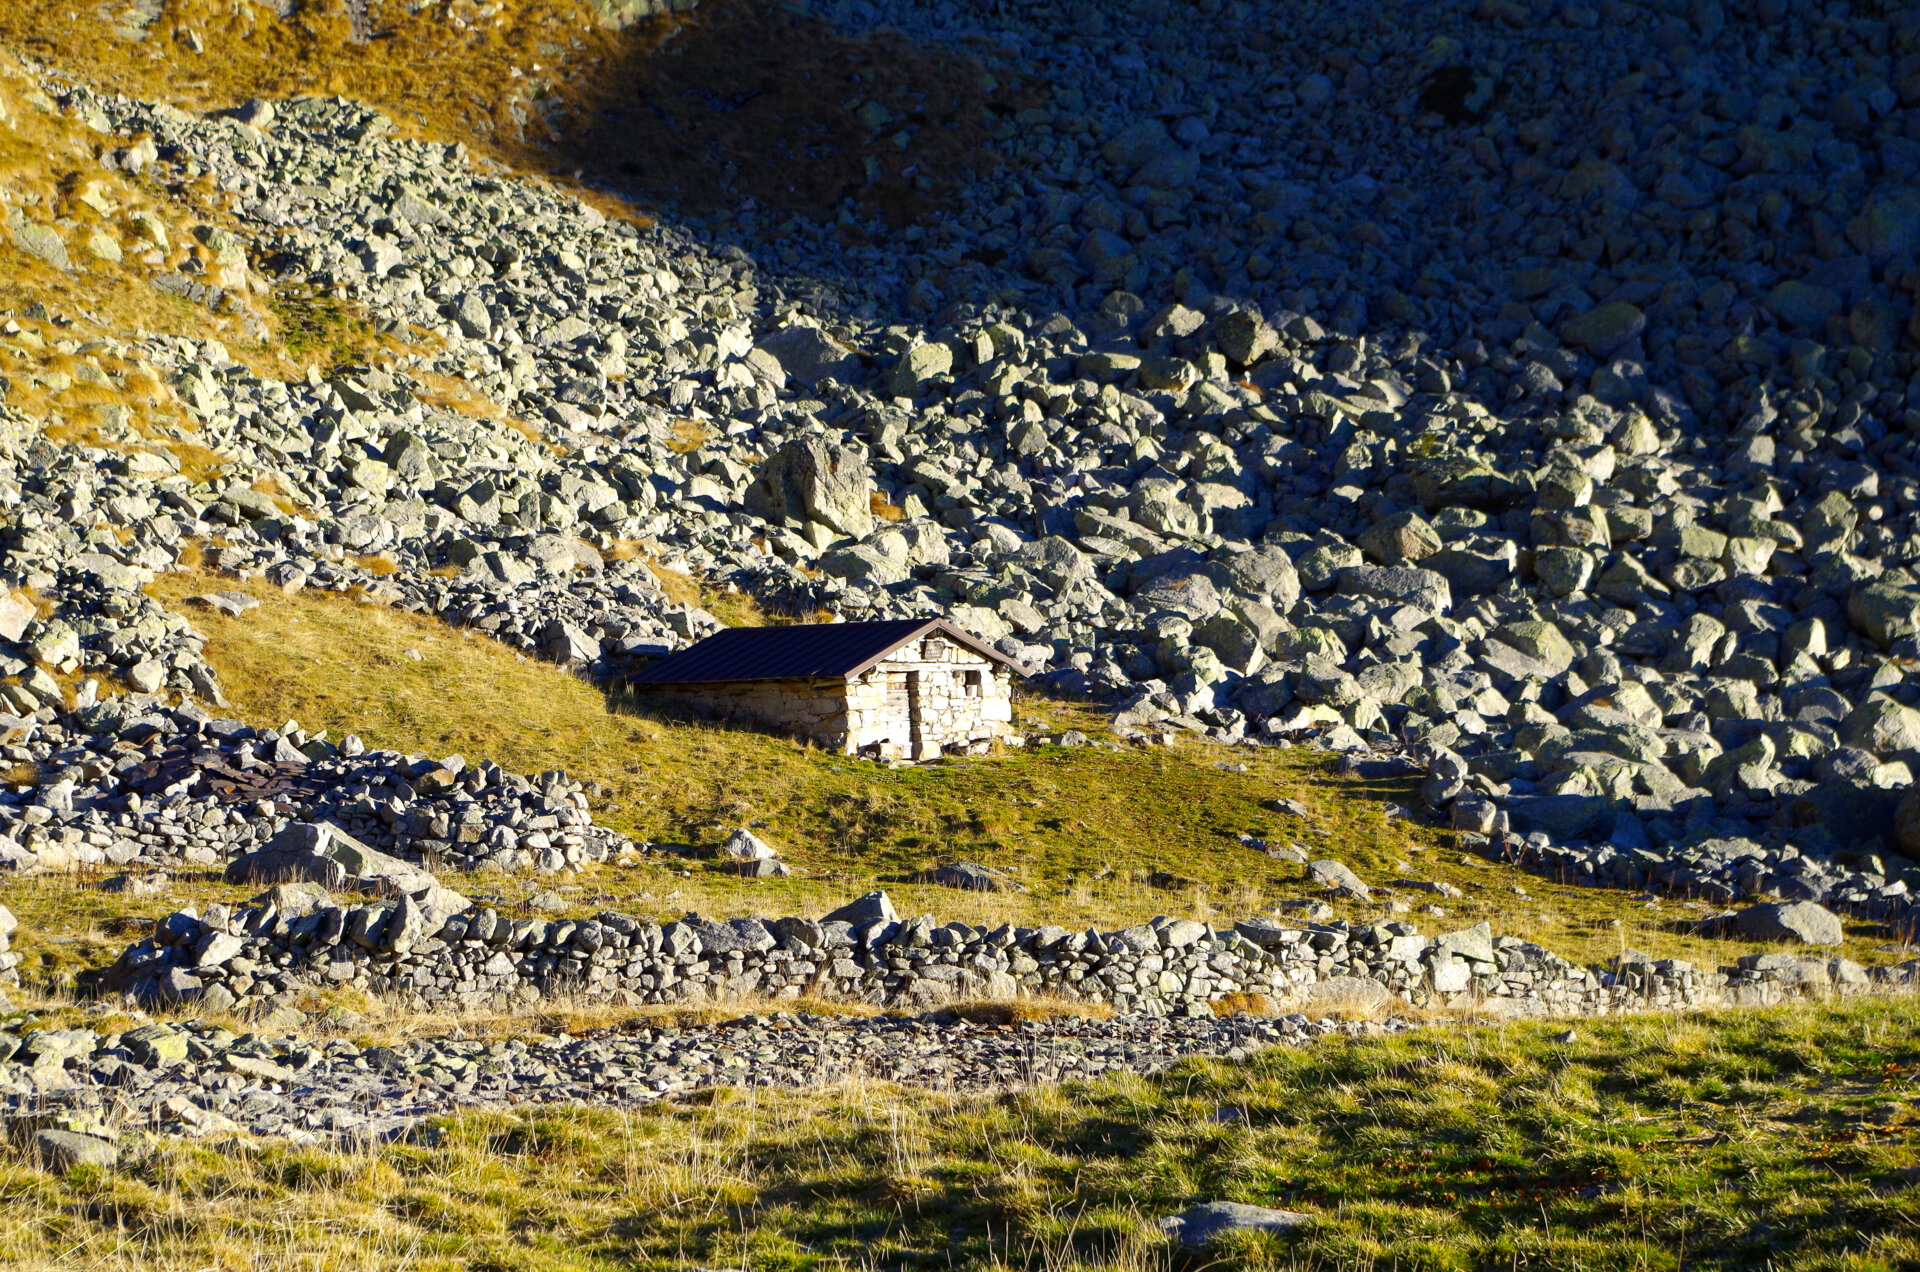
[6,569,1891,1000]
[0,999,1914,1271]
[0,0,651,215]
[0,53,274,453]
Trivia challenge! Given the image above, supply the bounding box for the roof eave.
[840,619,1031,680]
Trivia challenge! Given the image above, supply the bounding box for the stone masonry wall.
[105,890,1919,1024]
[642,678,854,747]
[844,637,1013,759]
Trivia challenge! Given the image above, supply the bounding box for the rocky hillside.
[0,0,1918,927]
[0,2,1918,1267]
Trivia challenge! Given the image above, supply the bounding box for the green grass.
[265,285,400,371]
[0,999,1914,1270]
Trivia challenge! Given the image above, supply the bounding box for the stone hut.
[629,619,1023,759]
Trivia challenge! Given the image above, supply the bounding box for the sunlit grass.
[0,1000,1914,1270]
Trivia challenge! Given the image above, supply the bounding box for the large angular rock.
[1735,901,1843,946]
[1489,619,1577,673]
[1846,191,1920,261]
[1135,567,1225,618]
[1426,542,1518,596]
[1296,975,1393,1014]
[0,592,34,643]
[1504,793,1608,838]
[1335,564,1451,615]
[888,341,953,396]
[722,828,776,861]
[1192,610,1264,673]
[1839,698,1920,757]
[757,324,859,387]
[823,890,898,926]
[1213,311,1277,365]
[819,542,910,586]
[226,823,466,912]
[1214,546,1301,609]
[1847,581,1920,649]
[451,292,491,339]
[1009,536,1096,591]
[1306,858,1370,900]
[13,222,72,271]
[745,438,874,539]
[1766,280,1843,331]
[1559,302,1646,357]
[684,916,777,954]
[34,1129,117,1170]
[1422,750,1469,806]
[920,862,1028,893]
[539,618,601,666]
[1357,511,1441,565]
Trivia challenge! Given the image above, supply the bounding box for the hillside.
[0,0,1917,1266]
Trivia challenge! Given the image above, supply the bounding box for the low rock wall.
[641,678,853,748]
[104,891,1919,1023]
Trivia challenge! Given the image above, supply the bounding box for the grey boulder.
[1158,1201,1310,1250]
[756,324,859,387]
[34,1129,118,1170]
[823,890,898,926]
[744,437,874,539]
[722,828,777,861]
[227,822,467,913]
[1735,901,1844,946]
[1307,858,1371,901]
[1336,564,1452,615]
[920,862,1028,893]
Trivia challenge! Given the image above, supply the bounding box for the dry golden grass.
[265,285,427,376]
[0,50,464,498]
[664,417,708,455]
[631,551,702,608]
[610,550,788,627]
[0,0,672,235]
[0,54,275,369]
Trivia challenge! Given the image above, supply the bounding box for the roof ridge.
[628,617,1022,685]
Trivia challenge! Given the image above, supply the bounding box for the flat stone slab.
[1158,1202,1311,1249]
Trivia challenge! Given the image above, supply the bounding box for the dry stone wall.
[104,889,1918,1024]
[642,677,855,748]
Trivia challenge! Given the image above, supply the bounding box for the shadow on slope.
[560,0,1032,224]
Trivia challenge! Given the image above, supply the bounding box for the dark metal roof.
[628,618,1023,685]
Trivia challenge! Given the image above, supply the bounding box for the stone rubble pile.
[1470,818,1919,932]
[0,695,637,876]
[0,1009,1389,1146]
[0,1,1917,912]
[101,886,1916,1025]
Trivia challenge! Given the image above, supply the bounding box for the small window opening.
[964,669,982,697]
